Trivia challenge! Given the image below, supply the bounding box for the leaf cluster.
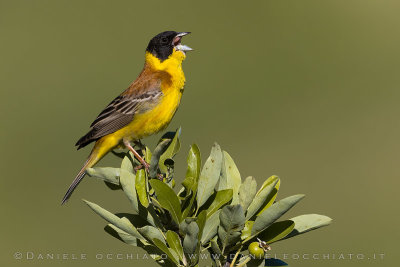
[84,129,332,267]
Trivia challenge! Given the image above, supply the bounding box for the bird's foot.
[134,162,150,172]
[133,164,163,180]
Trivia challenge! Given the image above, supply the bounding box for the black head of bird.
[146,31,192,61]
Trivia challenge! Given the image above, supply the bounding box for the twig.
[230,245,243,267]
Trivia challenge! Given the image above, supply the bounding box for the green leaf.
[119,169,139,213]
[166,230,184,262]
[86,167,120,185]
[258,220,295,243]
[218,151,241,205]
[117,181,158,232]
[196,210,207,241]
[256,179,280,216]
[83,200,144,240]
[180,217,196,228]
[153,238,180,265]
[103,181,122,190]
[149,179,182,224]
[186,144,201,181]
[138,225,166,244]
[210,237,221,255]
[180,145,202,219]
[284,214,332,240]
[135,169,149,208]
[180,219,199,264]
[182,197,196,220]
[210,237,222,260]
[206,189,233,218]
[145,146,152,163]
[241,220,254,240]
[159,128,181,174]
[149,139,170,179]
[249,194,305,239]
[121,154,134,173]
[218,204,245,253]
[201,210,221,244]
[181,176,196,201]
[257,175,278,193]
[114,213,150,228]
[197,143,223,208]
[182,176,196,192]
[181,192,196,219]
[239,176,257,211]
[105,224,138,246]
[246,176,279,220]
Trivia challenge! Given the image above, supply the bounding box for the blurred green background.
[1,0,399,266]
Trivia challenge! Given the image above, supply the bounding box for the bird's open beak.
[173,32,193,52]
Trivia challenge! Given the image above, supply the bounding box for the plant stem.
[201,244,211,252]
[230,245,243,267]
[194,206,200,217]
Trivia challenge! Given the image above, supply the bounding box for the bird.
[61,31,192,204]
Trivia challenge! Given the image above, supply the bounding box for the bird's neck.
[145,50,185,74]
[144,50,186,91]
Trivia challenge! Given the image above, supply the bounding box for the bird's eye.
[161,37,168,44]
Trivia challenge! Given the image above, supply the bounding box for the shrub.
[83,128,331,266]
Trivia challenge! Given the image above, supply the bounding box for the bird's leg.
[133,140,148,162]
[123,139,150,171]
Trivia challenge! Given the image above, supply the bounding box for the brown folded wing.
[75,73,163,149]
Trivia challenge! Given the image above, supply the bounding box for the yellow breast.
[116,49,187,141]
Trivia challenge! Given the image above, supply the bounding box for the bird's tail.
[61,138,112,204]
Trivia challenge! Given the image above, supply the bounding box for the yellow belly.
[96,90,182,152]
[122,89,182,140]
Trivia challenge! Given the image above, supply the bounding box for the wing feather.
[75,76,163,149]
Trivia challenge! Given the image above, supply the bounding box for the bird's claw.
[133,163,163,181]
[134,163,150,172]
